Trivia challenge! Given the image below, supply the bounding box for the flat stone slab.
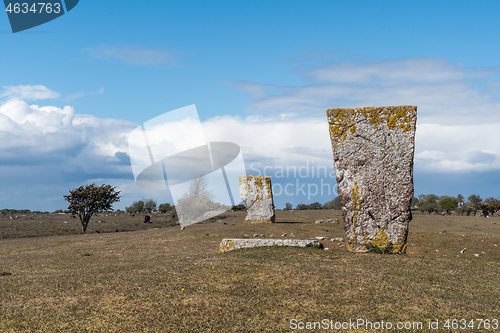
[220,238,323,252]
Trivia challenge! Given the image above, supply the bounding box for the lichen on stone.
[327,105,417,145]
[326,105,417,254]
[239,175,275,223]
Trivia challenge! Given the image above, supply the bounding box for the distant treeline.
[1,209,45,215]
[415,194,500,215]
[285,197,341,210]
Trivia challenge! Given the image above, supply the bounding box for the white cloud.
[1,73,499,210]
[230,57,500,126]
[65,87,105,101]
[0,97,135,174]
[204,116,500,174]
[1,85,60,100]
[86,45,176,66]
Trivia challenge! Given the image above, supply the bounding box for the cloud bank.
[2,56,500,211]
[228,57,500,173]
[230,57,500,125]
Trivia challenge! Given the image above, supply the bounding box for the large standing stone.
[326,106,417,253]
[239,175,276,223]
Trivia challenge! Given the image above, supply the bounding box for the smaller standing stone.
[239,175,276,223]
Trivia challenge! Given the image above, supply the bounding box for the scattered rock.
[460,248,466,254]
[239,175,276,223]
[281,233,287,237]
[315,220,324,224]
[180,227,185,230]
[260,234,265,237]
[325,219,338,224]
[243,234,249,237]
[253,234,259,237]
[327,105,417,254]
[291,233,297,238]
[324,248,329,251]
[330,237,344,242]
[474,254,480,257]
[316,236,325,240]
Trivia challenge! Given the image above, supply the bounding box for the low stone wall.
[220,238,323,252]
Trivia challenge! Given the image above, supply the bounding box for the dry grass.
[0,212,178,239]
[0,210,499,332]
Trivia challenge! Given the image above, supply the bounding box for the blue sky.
[1,0,500,211]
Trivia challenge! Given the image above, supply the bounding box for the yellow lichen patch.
[244,218,273,223]
[326,105,417,143]
[366,229,407,254]
[351,183,362,224]
[371,229,390,248]
[220,240,234,252]
[386,105,416,132]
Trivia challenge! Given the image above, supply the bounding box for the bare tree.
[187,176,213,200]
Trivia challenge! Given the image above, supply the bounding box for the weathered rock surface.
[220,238,323,252]
[239,175,275,223]
[327,105,417,253]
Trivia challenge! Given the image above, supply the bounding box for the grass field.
[1,210,499,332]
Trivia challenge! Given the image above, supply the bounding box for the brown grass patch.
[0,210,499,331]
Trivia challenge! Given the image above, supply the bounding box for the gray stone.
[315,220,324,224]
[331,237,344,242]
[220,238,323,252]
[327,106,417,253]
[239,175,276,223]
[325,219,338,224]
[291,233,297,238]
